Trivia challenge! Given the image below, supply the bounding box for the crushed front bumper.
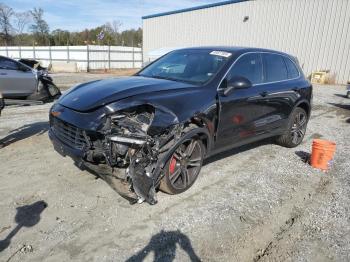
[49,128,85,162]
[49,127,140,204]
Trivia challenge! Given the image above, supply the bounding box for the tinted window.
[264,54,288,82]
[284,57,300,79]
[228,53,263,84]
[139,50,230,85]
[0,57,19,70]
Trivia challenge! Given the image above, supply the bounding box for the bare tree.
[30,7,49,45]
[0,3,14,45]
[14,11,31,45]
[105,20,122,45]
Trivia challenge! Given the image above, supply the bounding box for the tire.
[160,138,205,195]
[276,107,308,148]
[347,91,350,99]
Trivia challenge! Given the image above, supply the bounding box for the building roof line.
[142,0,249,20]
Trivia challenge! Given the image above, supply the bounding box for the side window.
[263,54,288,82]
[284,57,300,79]
[0,57,19,70]
[228,53,263,85]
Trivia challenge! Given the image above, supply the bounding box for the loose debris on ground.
[0,81,349,261]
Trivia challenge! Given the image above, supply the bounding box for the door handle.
[260,91,268,97]
[0,73,7,75]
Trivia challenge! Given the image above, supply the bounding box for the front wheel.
[160,138,205,194]
[276,107,308,148]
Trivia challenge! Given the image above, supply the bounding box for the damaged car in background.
[0,56,61,104]
[49,47,312,204]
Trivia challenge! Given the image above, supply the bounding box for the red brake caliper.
[169,156,177,174]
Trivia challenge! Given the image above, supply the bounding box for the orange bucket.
[310,139,336,171]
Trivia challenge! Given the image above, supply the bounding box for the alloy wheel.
[291,111,307,145]
[168,139,203,190]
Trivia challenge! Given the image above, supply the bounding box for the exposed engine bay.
[58,105,201,205]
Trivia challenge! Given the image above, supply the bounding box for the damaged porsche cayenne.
[49,47,312,204]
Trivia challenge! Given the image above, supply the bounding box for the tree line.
[0,3,142,46]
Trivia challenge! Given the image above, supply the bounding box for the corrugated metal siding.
[143,0,350,83]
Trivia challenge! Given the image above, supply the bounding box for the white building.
[143,0,350,84]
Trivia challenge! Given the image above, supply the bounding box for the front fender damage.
[84,104,190,205]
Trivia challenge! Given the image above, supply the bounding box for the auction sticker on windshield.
[210,51,232,58]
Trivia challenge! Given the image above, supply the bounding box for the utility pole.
[33,41,36,59]
[132,39,135,68]
[108,42,111,70]
[87,45,90,72]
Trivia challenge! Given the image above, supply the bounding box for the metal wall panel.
[143,0,350,83]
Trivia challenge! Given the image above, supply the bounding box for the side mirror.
[223,76,252,96]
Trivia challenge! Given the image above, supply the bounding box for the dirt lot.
[52,70,138,90]
[0,78,349,261]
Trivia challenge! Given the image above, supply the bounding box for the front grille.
[51,117,88,150]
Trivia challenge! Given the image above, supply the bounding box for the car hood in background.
[58,76,195,112]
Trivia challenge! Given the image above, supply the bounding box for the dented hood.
[58,76,194,112]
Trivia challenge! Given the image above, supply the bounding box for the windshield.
[138,50,232,85]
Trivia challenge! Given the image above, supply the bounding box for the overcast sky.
[3,0,224,31]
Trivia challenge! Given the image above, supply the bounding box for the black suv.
[49,47,312,204]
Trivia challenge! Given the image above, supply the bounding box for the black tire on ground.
[160,138,205,195]
[276,107,308,148]
[347,91,350,99]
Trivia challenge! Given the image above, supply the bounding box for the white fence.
[0,45,142,71]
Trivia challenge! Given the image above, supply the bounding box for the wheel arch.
[294,100,311,118]
[158,124,211,172]
[182,122,212,156]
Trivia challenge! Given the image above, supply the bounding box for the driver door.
[0,57,37,98]
[215,53,270,151]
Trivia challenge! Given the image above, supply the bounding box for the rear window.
[263,53,288,82]
[284,57,300,79]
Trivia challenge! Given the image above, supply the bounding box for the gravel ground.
[51,71,137,90]
[0,81,349,262]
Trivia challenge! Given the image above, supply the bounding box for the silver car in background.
[0,56,60,101]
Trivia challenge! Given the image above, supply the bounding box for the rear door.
[0,57,37,98]
[260,53,300,133]
[216,53,270,150]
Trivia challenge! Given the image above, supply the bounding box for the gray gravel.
[0,82,349,262]
[51,73,120,90]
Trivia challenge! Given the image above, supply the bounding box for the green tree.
[51,29,70,45]
[120,28,142,47]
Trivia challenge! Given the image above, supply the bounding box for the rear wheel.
[276,107,308,148]
[160,138,205,194]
